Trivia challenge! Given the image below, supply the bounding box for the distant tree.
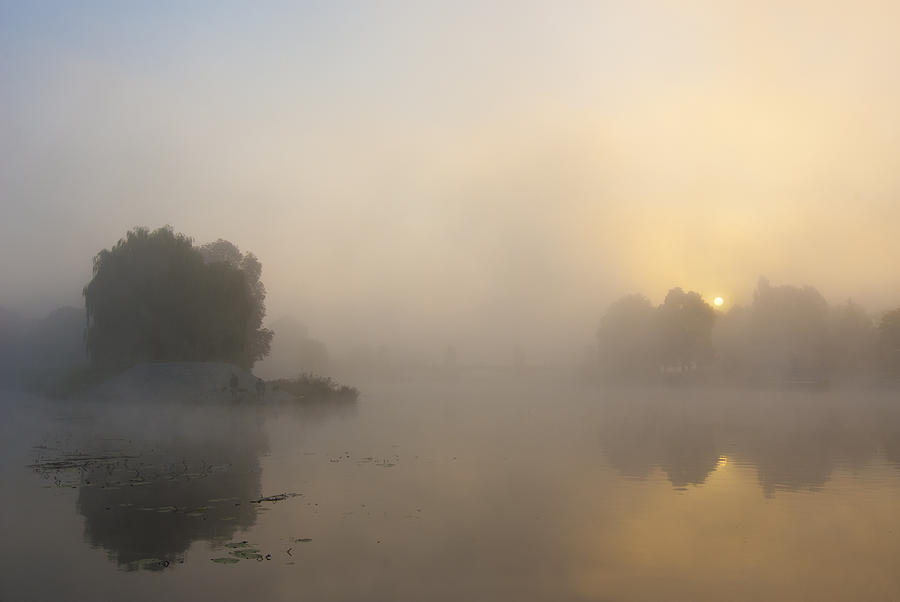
[657,287,716,372]
[748,277,830,381]
[828,300,875,380]
[596,294,657,381]
[84,226,271,371]
[711,304,752,379]
[253,316,329,379]
[0,307,25,379]
[599,278,892,386]
[878,308,900,379]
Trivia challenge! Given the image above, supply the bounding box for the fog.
[3,1,900,366]
[7,5,900,600]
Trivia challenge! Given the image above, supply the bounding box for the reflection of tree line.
[596,277,900,385]
[597,392,900,495]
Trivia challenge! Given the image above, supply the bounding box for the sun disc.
[713,296,724,307]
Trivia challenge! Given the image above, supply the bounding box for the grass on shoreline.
[268,373,359,402]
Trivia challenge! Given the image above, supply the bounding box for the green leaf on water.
[210,557,240,564]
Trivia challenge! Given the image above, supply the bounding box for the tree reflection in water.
[597,388,900,495]
[33,401,269,570]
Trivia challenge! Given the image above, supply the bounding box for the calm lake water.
[3,376,900,601]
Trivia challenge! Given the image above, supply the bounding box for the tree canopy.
[596,294,657,380]
[879,308,900,378]
[596,288,716,381]
[657,287,716,370]
[199,239,274,366]
[83,226,272,371]
[597,277,900,385]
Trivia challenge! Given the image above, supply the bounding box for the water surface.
[3,377,900,601]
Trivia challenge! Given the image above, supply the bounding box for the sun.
[713,296,724,307]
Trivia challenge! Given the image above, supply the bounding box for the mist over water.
[4,2,900,601]
[4,379,900,601]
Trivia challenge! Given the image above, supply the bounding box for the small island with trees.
[35,226,359,402]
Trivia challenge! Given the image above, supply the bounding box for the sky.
[2,1,900,362]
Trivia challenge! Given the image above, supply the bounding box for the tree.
[657,287,716,371]
[596,294,657,381]
[83,226,271,371]
[199,239,274,366]
[255,316,329,378]
[711,304,752,379]
[748,277,830,381]
[828,299,875,380]
[878,308,900,379]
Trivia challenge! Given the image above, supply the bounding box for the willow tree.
[83,226,272,371]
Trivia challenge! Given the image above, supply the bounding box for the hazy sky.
[3,1,900,360]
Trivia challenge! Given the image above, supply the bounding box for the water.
[3,376,900,601]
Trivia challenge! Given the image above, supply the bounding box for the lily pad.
[225,541,250,548]
[295,538,313,543]
[211,557,240,564]
[231,549,263,560]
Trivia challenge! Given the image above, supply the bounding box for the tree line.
[596,277,900,385]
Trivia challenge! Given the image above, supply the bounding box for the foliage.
[596,294,657,380]
[879,308,900,378]
[749,277,830,375]
[83,226,271,371]
[596,289,715,382]
[255,316,330,378]
[828,300,875,378]
[199,239,274,366]
[268,373,359,401]
[597,277,899,386]
[657,287,716,370]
